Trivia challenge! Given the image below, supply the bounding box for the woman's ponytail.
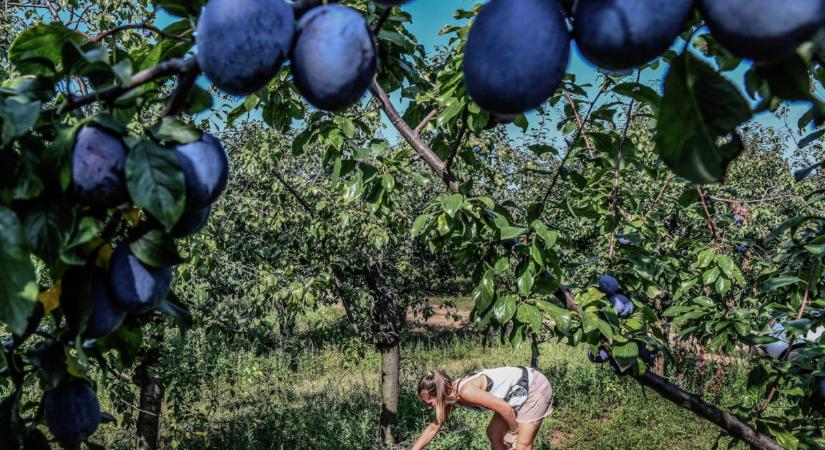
[418,369,456,424]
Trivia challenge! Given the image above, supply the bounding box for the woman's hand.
[503,428,518,447]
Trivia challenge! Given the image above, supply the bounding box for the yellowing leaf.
[38,281,61,313]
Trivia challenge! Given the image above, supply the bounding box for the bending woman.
[411,366,553,450]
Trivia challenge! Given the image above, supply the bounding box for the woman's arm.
[458,385,519,434]
[410,420,443,450]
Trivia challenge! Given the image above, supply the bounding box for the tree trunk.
[276,299,298,372]
[365,263,401,448]
[530,337,540,369]
[379,343,400,447]
[135,333,164,450]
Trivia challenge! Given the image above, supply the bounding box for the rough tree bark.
[365,263,401,447]
[135,332,164,450]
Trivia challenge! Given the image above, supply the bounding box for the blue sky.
[159,0,820,150]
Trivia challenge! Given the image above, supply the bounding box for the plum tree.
[108,244,172,313]
[61,267,127,339]
[195,0,294,96]
[573,0,694,70]
[291,5,377,112]
[71,126,128,208]
[598,275,620,295]
[171,207,211,238]
[700,0,825,62]
[173,133,229,210]
[463,0,570,115]
[44,378,100,444]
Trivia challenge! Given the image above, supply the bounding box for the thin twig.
[87,21,191,42]
[564,90,595,158]
[371,7,392,34]
[45,57,198,116]
[641,174,673,222]
[445,108,468,171]
[162,60,201,117]
[696,186,719,244]
[273,170,314,215]
[707,193,801,205]
[414,108,439,134]
[609,73,640,258]
[539,82,608,207]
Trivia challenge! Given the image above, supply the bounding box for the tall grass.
[89,305,752,450]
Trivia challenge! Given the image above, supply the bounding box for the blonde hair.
[418,369,458,424]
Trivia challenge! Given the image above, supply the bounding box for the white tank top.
[456,366,534,412]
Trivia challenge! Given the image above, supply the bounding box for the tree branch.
[88,21,190,43]
[162,59,200,117]
[273,169,314,216]
[445,108,468,171]
[609,79,638,259]
[564,89,595,159]
[369,79,459,193]
[696,186,719,244]
[539,82,608,208]
[45,57,198,116]
[414,108,439,134]
[636,371,783,450]
[371,7,392,34]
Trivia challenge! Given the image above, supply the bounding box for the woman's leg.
[486,412,509,450]
[515,418,544,450]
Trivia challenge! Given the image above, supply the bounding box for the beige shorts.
[516,370,554,423]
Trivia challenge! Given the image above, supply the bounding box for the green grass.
[87,304,751,450]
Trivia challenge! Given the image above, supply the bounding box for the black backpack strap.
[517,366,530,394]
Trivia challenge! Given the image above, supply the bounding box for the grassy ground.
[88,301,752,450]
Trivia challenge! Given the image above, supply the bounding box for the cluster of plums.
[598,275,635,318]
[53,124,228,443]
[195,0,402,111]
[464,0,825,116]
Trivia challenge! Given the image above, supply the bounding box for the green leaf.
[493,294,517,324]
[148,117,202,144]
[8,23,85,75]
[761,276,801,293]
[613,82,661,110]
[440,194,464,217]
[531,220,557,247]
[129,229,184,268]
[613,341,639,371]
[715,255,735,278]
[479,270,495,311]
[152,0,205,17]
[702,267,720,285]
[715,276,731,296]
[517,264,535,296]
[528,144,558,157]
[697,248,716,268]
[516,303,543,333]
[126,140,185,231]
[655,51,751,184]
[0,207,39,336]
[0,95,41,146]
[411,214,432,237]
[499,226,526,241]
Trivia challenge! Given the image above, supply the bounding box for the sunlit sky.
[158,0,819,151]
